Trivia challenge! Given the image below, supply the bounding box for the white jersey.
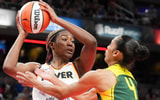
[32,62,80,100]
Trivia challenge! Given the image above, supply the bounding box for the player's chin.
[65,53,73,59]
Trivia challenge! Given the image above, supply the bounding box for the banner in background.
[95,23,142,40]
[0,9,16,27]
[45,16,82,32]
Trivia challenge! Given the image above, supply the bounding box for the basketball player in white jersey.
[3,0,97,99]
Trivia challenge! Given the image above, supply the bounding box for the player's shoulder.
[95,68,109,73]
[95,68,114,78]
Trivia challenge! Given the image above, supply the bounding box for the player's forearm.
[72,88,97,100]
[49,76,66,86]
[33,80,63,99]
[55,17,97,46]
[72,93,97,100]
[3,34,26,75]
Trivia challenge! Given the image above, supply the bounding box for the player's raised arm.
[3,11,40,79]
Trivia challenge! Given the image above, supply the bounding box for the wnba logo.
[34,9,40,30]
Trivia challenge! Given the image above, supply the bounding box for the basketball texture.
[19,1,50,33]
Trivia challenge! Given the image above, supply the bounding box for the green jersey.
[97,64,139,100]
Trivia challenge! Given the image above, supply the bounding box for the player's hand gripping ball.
[19,1,50,33]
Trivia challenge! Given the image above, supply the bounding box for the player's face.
[54,31,75,60]
[104,36,119,65]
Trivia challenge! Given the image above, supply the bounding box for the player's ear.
[49,42,55,49]
[113,50,123,60]
[113,50,119,56]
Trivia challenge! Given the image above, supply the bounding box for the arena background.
[0,0,160,99]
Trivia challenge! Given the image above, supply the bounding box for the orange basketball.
[19,1,50,33]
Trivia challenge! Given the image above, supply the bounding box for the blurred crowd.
[0,74,32,100]
[0,0,159,26]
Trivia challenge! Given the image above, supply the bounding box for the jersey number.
[124,77,138,100]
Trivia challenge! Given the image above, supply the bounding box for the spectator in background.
[67,5,82,18]
[1,76,18,100]
[96,4,107,19]
[147,4,158,25]
[15,87,32,100]
[145,89,160,100]
[107,0,118,22]
[0,0,5,8]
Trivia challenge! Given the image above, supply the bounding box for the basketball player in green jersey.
[16,1,150,100]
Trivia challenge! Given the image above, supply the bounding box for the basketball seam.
[31,2,34,33]
[19,2,26,30]
[39,5,43,33]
